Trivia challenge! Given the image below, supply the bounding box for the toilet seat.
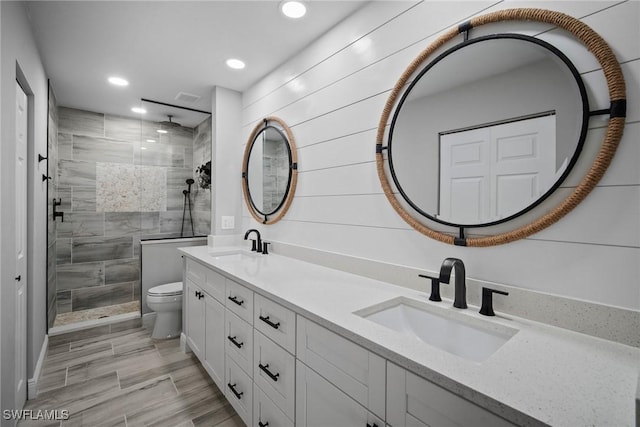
[148,281,183,297]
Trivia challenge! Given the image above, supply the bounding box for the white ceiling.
[26,1,367,125]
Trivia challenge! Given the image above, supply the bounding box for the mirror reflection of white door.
[15,81,28,410]
[440,115,556,223]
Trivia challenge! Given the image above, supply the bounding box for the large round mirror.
[377,8,626,246]
[389,34,588,227]
[242,116,298,224]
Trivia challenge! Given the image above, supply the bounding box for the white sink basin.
[209,249,258,262]
[355,297,517,363]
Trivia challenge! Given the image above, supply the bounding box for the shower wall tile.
[57,261,105,290]
[72,282,134,311]
[139,143,185,168]
[57,290,71,314]
[184,145,193,169]
[105,259,139,285]
[105,212,141,236]
[105,115,143,143]
[56,212,105,238]
[166,190,184,211]
[56,238,72,265]
[59,107,104,137]
[58,187,72,211]
[192,190,210,212]
[58,133,73,160]
[141,212,161,235]
[167,168,193,188]
[73,136,133,164]
[72,236,133,263]
[47,242,57,307]
[159,211,184,234]
[169,126,194,146]
[58,159,96,187]
[72,186,96,212]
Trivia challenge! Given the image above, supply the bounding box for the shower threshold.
[50,301,141,335]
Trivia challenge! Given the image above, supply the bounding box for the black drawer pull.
[366,423,378,427]
[227,335,244,349]
[259,421,269,427]
[228,295,244,306]
[259,315,280,330]
[258,363,280,382]
[228,383,243,399]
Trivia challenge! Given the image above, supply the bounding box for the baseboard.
[27,334,48,399]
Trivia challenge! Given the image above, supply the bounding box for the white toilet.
[146,282,183,339]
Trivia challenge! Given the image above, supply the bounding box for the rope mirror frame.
[242,116,298,225]
[376,8,626,247]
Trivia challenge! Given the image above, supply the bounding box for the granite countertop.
[179,245,640,427]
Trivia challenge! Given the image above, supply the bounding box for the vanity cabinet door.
[185,280,204,359]
[387,363,515,427]
[203,292,225,391]
[297,316,385,419]
[296,361,383,427]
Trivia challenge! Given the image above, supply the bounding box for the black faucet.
[439,258,467,309]
[244,229,262,253]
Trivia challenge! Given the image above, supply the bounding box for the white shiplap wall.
[240,1,640,311]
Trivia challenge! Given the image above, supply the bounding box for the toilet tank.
[140,237,207,314]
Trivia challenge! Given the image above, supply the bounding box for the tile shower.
[47,105,211,328]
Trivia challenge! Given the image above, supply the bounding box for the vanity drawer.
[296,316,385,420]
[225,309,253,376]
[186,259,207,286]
[254,293,296,354]
[254,383,294,427]
[226,279,254,324]
[185,259,225,303]
[254,330,295,419]
[204,268,226,304]
[226,356,253,426]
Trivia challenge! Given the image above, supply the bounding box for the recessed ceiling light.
[146,139,156,143]
[226,58,246,70]
[281,1,306,18]
[108,76,129,86]
[157,129,168,134]
[131,107,146,114]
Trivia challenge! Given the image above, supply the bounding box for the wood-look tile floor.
[20,319,244,427]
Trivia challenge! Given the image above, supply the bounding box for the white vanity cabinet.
[386,363,516,427]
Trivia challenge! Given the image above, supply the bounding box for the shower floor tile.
[54,301,140,327]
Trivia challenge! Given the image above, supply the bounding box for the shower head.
[158,114,181,128]
[186,179,195,185]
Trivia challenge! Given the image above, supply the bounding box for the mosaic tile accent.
[96,163,166,212]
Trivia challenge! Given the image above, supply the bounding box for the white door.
[15,81,28,410]
[439,127,491,223]
[440,116,556,223]
[490,116,555,219]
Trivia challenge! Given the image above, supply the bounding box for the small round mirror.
[242,117,298,224]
